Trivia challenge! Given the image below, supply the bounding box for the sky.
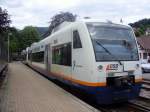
[1,0,150,29]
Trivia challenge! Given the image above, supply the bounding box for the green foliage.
[130,19,150,28]
[134,31,141,37]
[0,7,11,61]
[7,26,40,54]
[0,7,11,33]
[9,27,20,53]
[130,18,150,37]
[19,26,40,50]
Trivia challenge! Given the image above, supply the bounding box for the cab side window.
[73,30,82,48]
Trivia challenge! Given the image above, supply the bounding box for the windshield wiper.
[95,40,112,55]
[95,40,122,65]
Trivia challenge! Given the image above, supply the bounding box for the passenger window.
[52,43,71,66]
[73,30,82,48]
[32,51,44,63]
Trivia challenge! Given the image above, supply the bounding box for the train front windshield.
[87,23,139,61]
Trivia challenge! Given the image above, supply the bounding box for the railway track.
[128,103,150,112]
[142,79,150,85]
[140,79,150,98]
[141,79,150,91]
[128,96,150,112]
[94,102,150,112]
[142,85,150,91]
[96,97,150,112]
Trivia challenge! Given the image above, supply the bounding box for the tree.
[129,19,150,28]
[43,12,76,37]
[0,7,11,61]
[8,27,20,53]
[0,7,11,33]
[129,18,150,37]
[19,26,40,50]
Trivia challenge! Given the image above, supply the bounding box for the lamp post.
[8,33,12,63]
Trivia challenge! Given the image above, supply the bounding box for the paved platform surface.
[0,62,100,112]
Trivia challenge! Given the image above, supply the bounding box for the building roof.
[137,36,150,50]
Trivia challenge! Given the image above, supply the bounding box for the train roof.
[29,20,132,51]
[83,19,131,29]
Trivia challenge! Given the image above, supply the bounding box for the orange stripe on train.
[135,78,143,83]
[29,64,142,87]
[50,71,143,87]
[51,71,106,86]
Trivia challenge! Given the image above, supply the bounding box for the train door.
[72,30,83,81]
[45,44,51,72]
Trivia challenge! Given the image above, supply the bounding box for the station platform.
[0,62,100,112]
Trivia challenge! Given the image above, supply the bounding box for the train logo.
[106,64,118,70]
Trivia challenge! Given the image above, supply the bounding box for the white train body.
[25,20,142,104]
